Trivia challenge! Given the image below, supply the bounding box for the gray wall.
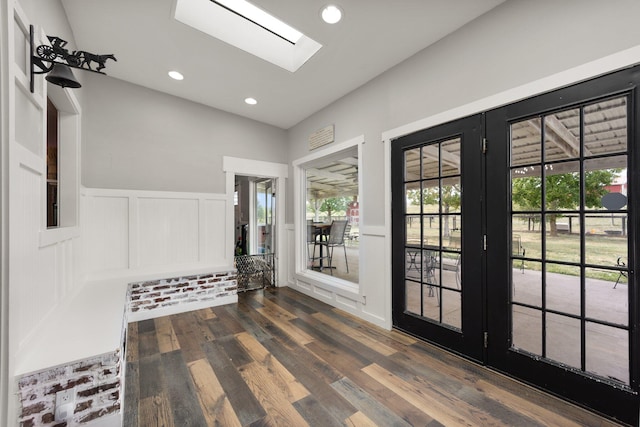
[285,0,640,225]
[82,73,287,193]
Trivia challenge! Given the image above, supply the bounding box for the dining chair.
[317,219,349,274]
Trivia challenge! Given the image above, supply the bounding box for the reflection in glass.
[511,118,541,167]
[512,306,542,355]
[546,313,581,369]
[544,109,580,162]
[586,322,629,385]
[546,264,580,316]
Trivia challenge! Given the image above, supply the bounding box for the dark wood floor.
[124,287,621,426]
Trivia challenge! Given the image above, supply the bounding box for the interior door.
[392,114,484,361]
[485,67,639,425]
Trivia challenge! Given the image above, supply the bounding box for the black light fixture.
[30,24,116,93]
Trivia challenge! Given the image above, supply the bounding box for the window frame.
[39,84,81,247]
[293,135,363,294]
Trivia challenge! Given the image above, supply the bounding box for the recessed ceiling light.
[321,5,342,24]
[245,97,258,105]
[168,71,184,80]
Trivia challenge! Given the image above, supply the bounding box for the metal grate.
[234,253,275,292]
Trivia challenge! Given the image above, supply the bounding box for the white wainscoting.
[81,188,231,281]
[287,223,391,330]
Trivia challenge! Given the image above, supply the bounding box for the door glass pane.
[422,215,439,247]
[586,322,629,385]
[584,97,627,157]
[544,109,580,162]
[442,176,461,214]
[405,279,421,316]
[546,264,580,316]
[422,145,439,179]
[512,261,542,307]
[440,138,461,177]
[512,306,541,355]
[585,267,628,326]
[405,181,421,213]
[512,167,541,211]
[546,313,581,369]
[442,289,461,330]
[544,160,579,211]
[421,179,440,214]
[405,216,420,246]
[545,214,580,263]
[511,118,541,167]
[512,214,541,259]
[405,148,420,180]
[585,214,627,266]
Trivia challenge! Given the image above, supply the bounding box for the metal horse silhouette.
[34,35,116,75]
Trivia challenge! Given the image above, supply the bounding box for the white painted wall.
[80,188,230,281]
[81,73,288,194]
[285,0,640,328]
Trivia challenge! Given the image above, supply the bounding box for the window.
[46,97,59,228]
[295,139,362,287]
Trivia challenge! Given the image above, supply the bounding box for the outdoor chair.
[316,219,349,275]
[614,257,628,289]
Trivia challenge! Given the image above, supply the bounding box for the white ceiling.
[60,0,505,129]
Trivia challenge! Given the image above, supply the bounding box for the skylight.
[174,0,322,72]
[211,0,302,44]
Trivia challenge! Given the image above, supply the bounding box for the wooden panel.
[201,198,227,264]
[139,394,174,427]
[154,316,180,353]
[83,194,129,273]
[137,197,199,267]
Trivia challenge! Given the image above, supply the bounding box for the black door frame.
[391,65,640,425]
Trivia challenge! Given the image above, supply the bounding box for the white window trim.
[292,134,364,295]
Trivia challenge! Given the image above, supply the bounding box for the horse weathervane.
[30,25,117,92]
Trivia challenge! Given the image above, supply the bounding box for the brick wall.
[16,270,237,426]
[126,271,237,317]
[17,351,121,426]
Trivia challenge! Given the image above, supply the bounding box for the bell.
[45,63,81,89]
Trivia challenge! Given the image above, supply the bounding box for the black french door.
[392,66,640,425]
[391,114,485,361]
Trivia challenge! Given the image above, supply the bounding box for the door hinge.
[483,234,487,251]
[484,332,488,348]
[482,138,488,154]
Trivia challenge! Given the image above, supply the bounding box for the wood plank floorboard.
[125,287,623,426]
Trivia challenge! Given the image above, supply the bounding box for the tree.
[320,197,350,221]
[406,184,461,237]
[512,168,619,235]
